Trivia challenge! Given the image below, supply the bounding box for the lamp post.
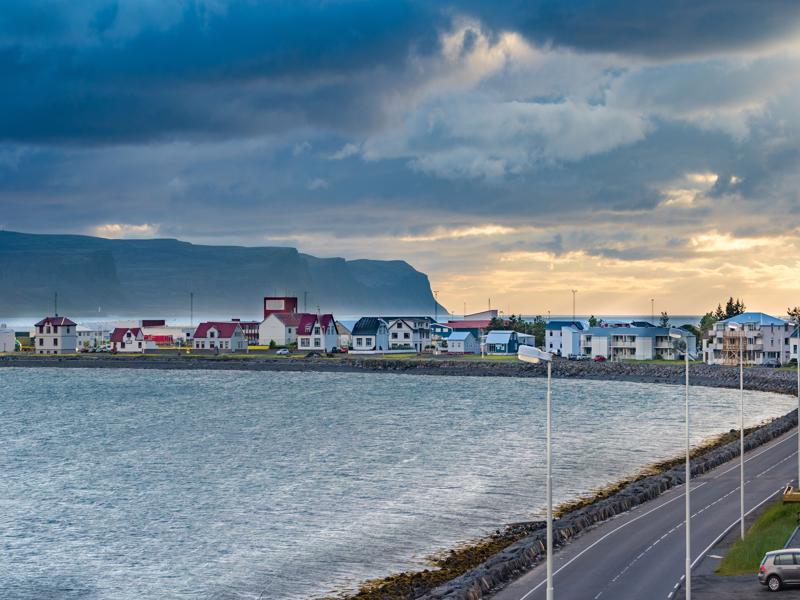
[729,323,746,540]
[669,330,690,600]
[518,345,554,600]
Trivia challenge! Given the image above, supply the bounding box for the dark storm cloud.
[467,0,800,58]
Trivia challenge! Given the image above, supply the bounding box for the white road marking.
[713,432,796,479]
[665,483,789,599]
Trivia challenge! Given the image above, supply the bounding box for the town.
[4,294,799,367]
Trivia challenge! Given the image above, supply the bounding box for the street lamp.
[518,345,554,600]
[728,323,746,540]
[669,330,690,600]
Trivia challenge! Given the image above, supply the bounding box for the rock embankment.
[418,408,798,600]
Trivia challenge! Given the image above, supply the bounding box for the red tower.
[263,296,298,319]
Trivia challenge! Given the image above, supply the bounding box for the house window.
[391,333,398,339]
[314,338,321,347]
[288,328,292,334]
[54,338,58,346]
[356,338,363,346]
[46,326,51,334]
[404,332,410,339]
[210,331,215,338]
[121,342,125,349]
[138,342,142,348]
[314,327,320,335]
[396,323,402,329]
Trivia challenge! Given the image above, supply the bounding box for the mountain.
[0,231,447,318]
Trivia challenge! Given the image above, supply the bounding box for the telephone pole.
[54,291,59,317]
[651,298,655,324]
[190,292,194,327]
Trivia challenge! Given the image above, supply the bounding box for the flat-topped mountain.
[0,231,445,318]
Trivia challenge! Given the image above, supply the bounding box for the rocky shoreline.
[5,354,800,600]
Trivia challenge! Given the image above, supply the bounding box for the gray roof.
[545,320,584,331]
[448,331,473,341]
[352,317,386,336]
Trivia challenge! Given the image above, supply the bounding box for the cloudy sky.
[3,1,800,316]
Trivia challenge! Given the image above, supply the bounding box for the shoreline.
[5,354,800,600]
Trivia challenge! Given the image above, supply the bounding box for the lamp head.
[518,345,552,364]
[668,330,682,340]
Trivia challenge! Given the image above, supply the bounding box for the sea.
[0,368,793,599]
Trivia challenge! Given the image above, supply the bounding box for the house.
[384,317,434,352]
[192,322,248,353]
[350,317,389,353]
[445,331,479,354]
[580,324,696,361]
[297,314,338,352]
[790,327,800,363]
[0,323,15,352]
[76,324,111,350]
[33,316,78,354]
[140,324,194,346]
[545,320,584,356]
[703,312,790,365]
[484,330,522,355]
[232,319,260,345]
[110,327,156,353]
[431,322,453,351]
[336,321,352,350]
[259,312,303,347]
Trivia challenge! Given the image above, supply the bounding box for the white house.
[0,323,16,352]
[703,312,791,365]
[445,331,478,354]
[192,322,248,353]
[336,321,352,350]
[580,324,696,361]
[350,317,389,353]
[258,312,302,346]
[545,320,584,356]
[385,317,433,352]
[110,327,156,353]
[33,316,78,354]
[297,314,338,352]
[76,324,111,350]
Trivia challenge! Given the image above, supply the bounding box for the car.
[593,355,607,362]
[275,348,290,355]
[759,549,800,591]
[567,354,578,361]
[761,358,782,368]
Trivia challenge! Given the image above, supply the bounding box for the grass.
[717,499,800,576]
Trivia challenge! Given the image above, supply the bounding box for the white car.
[275,348,290,355]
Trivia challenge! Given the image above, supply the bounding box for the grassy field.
[717,499,800,576]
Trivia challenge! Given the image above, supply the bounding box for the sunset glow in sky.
[3,1,800,315]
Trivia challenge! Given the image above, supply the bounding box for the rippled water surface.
[1,368,795,599]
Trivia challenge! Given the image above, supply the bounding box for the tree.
[680,324,701,351]
[530,315,546,347]
[588,315,601,327]
[723,297,746,319]
[788,307,800,325]
[659,311,670,327]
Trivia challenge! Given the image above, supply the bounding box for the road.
[492,428,799,600]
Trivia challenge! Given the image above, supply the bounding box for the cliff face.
[0,231,445,317]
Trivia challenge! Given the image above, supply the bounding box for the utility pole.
[463,301,466,317]
[190,292,194,327]
[433,290,439,321]
[54,291,58,317]
[651,298,655,324]
[303,291,308,313]
[571,290,577,322]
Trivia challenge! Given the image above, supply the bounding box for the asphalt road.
[492,429,800,600]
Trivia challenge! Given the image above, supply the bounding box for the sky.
[2,1,800,316]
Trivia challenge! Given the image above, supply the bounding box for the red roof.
[271,312,303,327]
[297,313,336,335]
[111,327,142,343]
[35,316,77,327]
[446,319,494,330]
[144,335,173,343]
[193,321,242,339]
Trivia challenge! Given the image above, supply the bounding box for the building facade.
[259,312,302,347]
[110,327,156,353]
[350,317,389,353]
[445,331,479,354]
[0,323,15,352]
[703,312,790,365]
[297,314,338,352]
[545,320,584,356]
[192,322,248,352]
[580,325,696,361]
[33,316,78,354]
[385,317,433,352]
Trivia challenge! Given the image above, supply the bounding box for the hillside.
[0,231,445,318]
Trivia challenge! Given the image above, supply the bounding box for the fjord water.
[1,368,795,600]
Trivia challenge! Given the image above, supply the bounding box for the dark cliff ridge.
[0,231,446,317]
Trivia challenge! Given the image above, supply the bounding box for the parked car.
[761,358,781,368]
[759,549,800,591]
[593,355,606,362]
[275,348,290,355]
[567,354,578,361]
